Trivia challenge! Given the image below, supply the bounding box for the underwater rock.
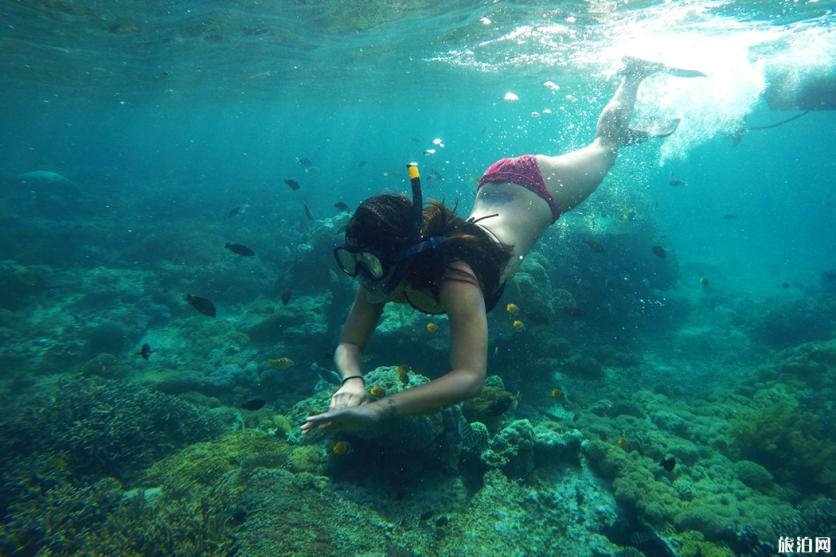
[733,459,775,489]
[562,353,605,379]
[461,384,516,427]
[81,318,142,359]
[482,419,536,478]
[480,418,583,475]
[78,352,131,378]
[0,261,49,310]
[0,376,224,482]
[533,422,583,467]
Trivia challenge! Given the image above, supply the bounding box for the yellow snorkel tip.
[406,162,420,181]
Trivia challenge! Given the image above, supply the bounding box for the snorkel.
[371,163,446,295]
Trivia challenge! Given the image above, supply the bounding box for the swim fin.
[665,66,707,78]
[620,56,706,79]
[624,118,680,146]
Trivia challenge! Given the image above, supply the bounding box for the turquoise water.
[1,2,834,556]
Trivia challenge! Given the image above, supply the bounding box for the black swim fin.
[624,118,681,146]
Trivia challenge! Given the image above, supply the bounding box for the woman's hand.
[329,379,367,411]
[301,403,382,434]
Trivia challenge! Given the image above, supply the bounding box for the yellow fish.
[512,320,524,330]
[267,357,294,369]
[369,385,385,397]
[426,322,439,333]
[699,276,710,287]
[550,388,562,400]
[506,303,519,314]
[332,441,352,455]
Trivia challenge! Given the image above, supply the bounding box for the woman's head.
[344,194,415,255]
[339,193,513,302]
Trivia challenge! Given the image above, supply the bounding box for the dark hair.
[345,193,513,297]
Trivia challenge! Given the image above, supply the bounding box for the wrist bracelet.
[341,375,364,385]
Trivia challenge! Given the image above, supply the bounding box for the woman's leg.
[539,58,666,215]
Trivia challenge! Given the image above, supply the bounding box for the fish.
[430,169,443,181]
[397,365,410,385]
[304,166,319,175]
[185,294,216,317]
[297,157,314,167]
[281,288,292,305]
[617,437,627,450]
[225,243,255,256]
[303,202,314,221]
[284,179,300,190]
[240,398,266,411]
[457,418,486,451]
[512,319,524,330]
[368,386,385,398]
[505,303,519,314]
[781,282,790,289]
[659,456,676,471]
[669,179,687,187]
[723,214,737,220]
[425,322,439,333]
[582,238,605,253]
[267,357,294,369]
[358,160,367,167]
[136,343,153,360]
[651,245,667,258]
[424,149,436,156]
[699,276,710,287]
[228,204,248,217]
[550,388,562,400]
[332,440,352,455]
[311,362,341,385]
[334,202,350,212]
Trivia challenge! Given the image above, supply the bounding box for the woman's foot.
[619,56,666,80]
[620,56,707,80]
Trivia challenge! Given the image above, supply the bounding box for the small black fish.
[358,160,367,167]
[669,179,687,187]
[185,294,216,317]
[136,343,152,360]
[297,157,314,167]
[228,205,247,218]
[225,242,255,256]
[781,282,790,289]
[659,456,676,471]
[240,397,266,411]
[651,245,667,258]
[430,169,443,181]
[303,202,314,221]
[334,201,349,212]
[281,288,292,305]
[722,214,737,220]
[284,179,300,191]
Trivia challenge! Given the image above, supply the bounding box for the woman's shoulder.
[442,260,481,287]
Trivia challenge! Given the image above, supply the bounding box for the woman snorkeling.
[302,57,701,435]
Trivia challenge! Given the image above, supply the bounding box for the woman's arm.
[302,265,489,433]
[369,276,488,419]
[326,286,384,413]
[335,285,384,380]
